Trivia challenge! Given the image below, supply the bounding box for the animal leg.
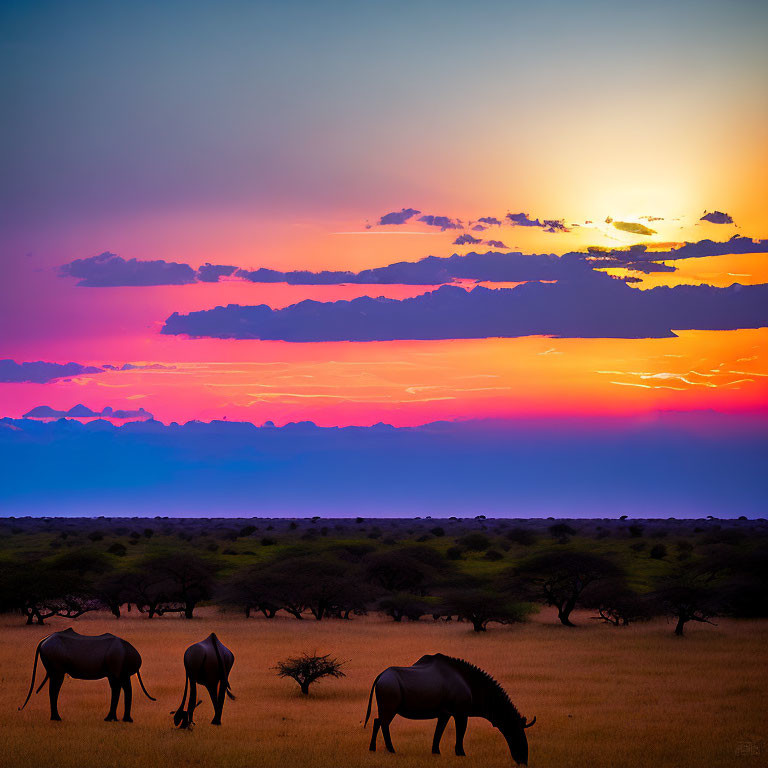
[432,714,450,754]
[369,717,381,751]
[207,682,221,725]
[48,675,64,721]
[213,680,227,725]
[381,718,396,753]
[122,677,133,722]
[454,714,468,757]
[105,679,121,722]
[188,680,198,726]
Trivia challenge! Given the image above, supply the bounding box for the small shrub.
[274,652,346,695]
[650,544,667,560]
[107,542,126,556]
[458,533,491,551]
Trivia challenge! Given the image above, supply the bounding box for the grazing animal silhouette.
[365,653,535,764]
[173,633,235,728]
[19,628,155,721]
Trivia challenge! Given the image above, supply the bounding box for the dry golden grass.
[1,609,765,768]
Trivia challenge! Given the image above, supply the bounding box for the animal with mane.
[173,632,235,728]
[364,653,536,764]
[18,628,155,721]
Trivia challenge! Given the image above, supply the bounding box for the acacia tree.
[506,550,622,626]
[438,589,531,632]
[581,580,656,627]
[140,553,219,619]
[220,564,284,618]
[274,652,346,695]
[378,593,430,622]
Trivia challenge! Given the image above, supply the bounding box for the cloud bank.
[162,272,768,342]
[59,237,768,288]
[1,413,764,517]
[0,360,103,383]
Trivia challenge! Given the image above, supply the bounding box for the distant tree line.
[1,538,765,635]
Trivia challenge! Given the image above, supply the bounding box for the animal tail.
[35,673,50,694]
[225,681,236,701]
[136,669,156,701]
[211,633,233,701]
[364,672,383,727]
[18,633,53,710]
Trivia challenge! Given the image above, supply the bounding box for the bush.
[506,527,537,546]
[650,544,667,560]
[274,652,346,695]
[458,533,491,551]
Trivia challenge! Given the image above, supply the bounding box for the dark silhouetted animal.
[365,653,535,764]
[19,628,155,721]
[173,633,235,728]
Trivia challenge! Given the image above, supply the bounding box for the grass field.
[1,609,765,768]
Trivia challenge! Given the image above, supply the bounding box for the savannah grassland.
[1,608,766,768]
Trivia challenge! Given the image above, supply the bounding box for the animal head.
[172,708,189,728]
[497,713,536,765]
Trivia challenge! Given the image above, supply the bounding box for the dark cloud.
[700,210,734,225]
[235,251,594,286]
[507,213,570,233]
[0,360,103,383]
[639,216,664,222]
[162,271,768,342]
[588,237,768,264]
[23,404,153,420]
[507,212,543,227]
[542,219,569,233]
[378,207,421,225]
[484,240,507,249]
[454,233,482,245]
[60,252,197,287]
[418,214,463,230]
[197,263,237,282]
[477,216,502,226]
[471,224,486,231]
[611,221,657,236]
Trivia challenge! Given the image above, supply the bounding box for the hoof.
[51,715,62,722]
[104,715,117,722]
[432,750,441,755]
[211,720,221,726]
[123,716,133,723]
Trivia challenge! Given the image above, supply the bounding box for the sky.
[1,0,767,516]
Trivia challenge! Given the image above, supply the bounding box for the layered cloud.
[0,359,103,383]
[59,237,768,289]
[162,272,768,342]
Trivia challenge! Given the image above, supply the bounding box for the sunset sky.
[1,0,766,516]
